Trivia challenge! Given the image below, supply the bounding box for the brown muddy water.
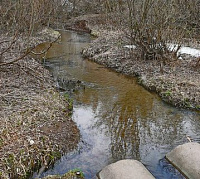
[33,31,200,179]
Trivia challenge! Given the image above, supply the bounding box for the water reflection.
[36,31,200,179]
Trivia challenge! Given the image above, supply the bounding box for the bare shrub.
[121,0,200,66]
[0,0,65,35]
[174,0,200,38]
[122,1,177,61]
[0,0,66,66]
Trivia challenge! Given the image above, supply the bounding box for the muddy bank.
[81,22,200,110]
[0,29,80,178]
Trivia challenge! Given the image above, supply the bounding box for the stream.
[34,31,200,179]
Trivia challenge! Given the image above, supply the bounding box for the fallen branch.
[0,34,61,66]
[16,63,45,82]
[0,47,34,66]
[30,34,61,55]
[0,32,18,57]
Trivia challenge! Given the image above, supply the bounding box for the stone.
[98,159,155,179]
[166,142,200,179]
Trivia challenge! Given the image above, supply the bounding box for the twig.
[186,136,192,142]
[0,48,34,66]
[0,40,10,45]
[16,63,45,82]
[0,34,61,66]
[30,35,61,55]
[0,32,18,57]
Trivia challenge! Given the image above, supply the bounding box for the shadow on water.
[33,31,200,179]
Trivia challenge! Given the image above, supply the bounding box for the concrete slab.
[166,142,200,179]
[98,159,155,179]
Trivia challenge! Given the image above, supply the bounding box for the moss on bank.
[41,169,84,179]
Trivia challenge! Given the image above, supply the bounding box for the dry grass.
[81,20,200,110]
[0,33,80,178]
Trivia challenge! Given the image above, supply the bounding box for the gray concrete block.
[166,142,200,179]
[98,159,155,179]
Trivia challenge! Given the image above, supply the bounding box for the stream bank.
[80,15,200,110]
[0,28,80,178]
[25,16,200,179]
[35,29,200,179]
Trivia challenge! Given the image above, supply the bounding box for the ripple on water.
[34,30,200,179]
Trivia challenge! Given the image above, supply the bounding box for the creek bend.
[34,31,200,179]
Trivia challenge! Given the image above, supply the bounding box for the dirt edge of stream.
[0,28,80,179]
[76,15,200,111]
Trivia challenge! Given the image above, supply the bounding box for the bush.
[123,0,200,62]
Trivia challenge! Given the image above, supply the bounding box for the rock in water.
[98,159,155,179]
[166,142,200,179]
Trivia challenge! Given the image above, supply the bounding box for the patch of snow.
[124,45,136,49]
[125,43,200,57]
[167,43,200,57]
[178,47,200,57]
[29,140,34,145]
[167,43,180,51]
[27,138,35,145]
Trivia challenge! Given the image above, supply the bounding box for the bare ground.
[80,16,200,110]
[0,30,80,178]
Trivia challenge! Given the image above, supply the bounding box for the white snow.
[179,47,200,57]
[27,138,35,145]
[29,140,34,145]
[124,45,136,49]
[124,43,200,57]
[167,43,200,57]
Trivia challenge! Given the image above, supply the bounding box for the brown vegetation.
[74,0,199,109]
[0,32,80,179]
[0,0,80,178]
[81,13,200,110]
[0,0,200,178]
[0,57,80,178]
